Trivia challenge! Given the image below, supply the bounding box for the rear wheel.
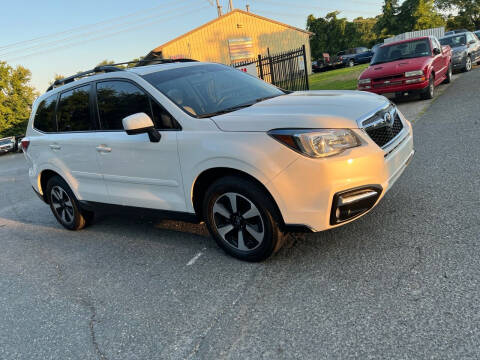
[46,176,94,230]
[348,59,355,67]
[203,176,284,262]
[421,75,435,100]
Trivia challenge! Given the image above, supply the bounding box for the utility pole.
[229,0,234,11]
[216,0,222,16]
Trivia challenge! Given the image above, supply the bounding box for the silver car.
[0,137,15,154]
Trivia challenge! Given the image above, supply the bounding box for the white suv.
[23,61,414,261]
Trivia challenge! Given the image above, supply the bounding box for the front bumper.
[268,116,414,232]
[360,79,429,95]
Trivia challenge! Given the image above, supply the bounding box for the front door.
[93,80,186,211]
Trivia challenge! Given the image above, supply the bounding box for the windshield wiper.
[198,95,282,118]
[198,103,255,118]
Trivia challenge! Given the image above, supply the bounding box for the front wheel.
[421,76,435,100]
[46,176,94,230]
[463,56,472,72]
[348,59,355,67]
[203,176,285,262]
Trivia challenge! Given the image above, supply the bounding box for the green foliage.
[307,12,379,60]
[438,0,480,29]
[0,61,38,137]
[396,0,445,32]
[373,0,400,36]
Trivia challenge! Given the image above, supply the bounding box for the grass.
[309,64,369,90]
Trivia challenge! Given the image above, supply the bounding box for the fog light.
[330,186,382,225]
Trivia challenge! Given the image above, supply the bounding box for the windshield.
[142,64,285,118]
[440,35,466,47]
[371,39,431,65]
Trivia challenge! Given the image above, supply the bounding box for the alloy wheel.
[51,186,75,225]
[212,192,265,251]
[466,57,472,71]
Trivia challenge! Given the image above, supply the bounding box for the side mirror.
[122,113,161,143]
[433,48,441,55]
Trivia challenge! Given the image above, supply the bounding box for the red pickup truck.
[358,36,452,100]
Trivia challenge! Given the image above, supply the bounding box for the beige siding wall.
[158,12,312,74]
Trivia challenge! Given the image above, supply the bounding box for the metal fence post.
[302,44,309,90]
[258,54,264,80]
[267,48,276,86]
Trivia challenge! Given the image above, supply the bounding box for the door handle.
[96,145,112,153]
[49,144,61,150]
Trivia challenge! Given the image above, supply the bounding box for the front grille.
[372,74,403,82]
[365,112,403,148]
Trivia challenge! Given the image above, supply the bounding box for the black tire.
[348,59,355,67]
[421,76,435,100]
[443,63,452,84]
[463,56,472,72]
[203,176,284,262]
[46,175,94,230]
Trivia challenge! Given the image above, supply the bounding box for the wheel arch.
[191,167,286,227]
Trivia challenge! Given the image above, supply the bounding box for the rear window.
[34,94,57,132]
[57,85,93,132]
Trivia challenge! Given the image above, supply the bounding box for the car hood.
[361,56,431,79]
[211,91,389,132]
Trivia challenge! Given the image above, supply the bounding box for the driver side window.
[96,80,179,130]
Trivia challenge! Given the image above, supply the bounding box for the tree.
[0,62,37,137]
[48,73,65,86]
[307,12,379,60]
[374,0,400,36]
[397,0,445,32]
[437,0,480,29]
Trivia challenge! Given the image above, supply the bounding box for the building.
[144,9,313,74]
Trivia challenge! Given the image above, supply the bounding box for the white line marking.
[187,248,206,266]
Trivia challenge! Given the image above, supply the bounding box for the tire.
[463,56,472,72]
[203,176,285,262]
[46,176,94,230]
[443,63,452,84]
[348,59,355,67]
[421,75,435,100]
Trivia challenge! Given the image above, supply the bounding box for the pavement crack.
[77,296,108,360]
[186,268,261,359]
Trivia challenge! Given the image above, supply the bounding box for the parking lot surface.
[1,68,479,359]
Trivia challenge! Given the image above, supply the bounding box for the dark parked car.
[445,29,469,35]
[0,137,16,154]
[338,47,373,67]
[440,32,480,71]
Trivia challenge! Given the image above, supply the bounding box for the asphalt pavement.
[0,68,479,360]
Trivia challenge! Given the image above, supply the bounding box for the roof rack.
[46,65,124,92]
[45,58,198,92]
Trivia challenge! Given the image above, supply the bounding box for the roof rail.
[46,66,124,92]
[45,58,198,92]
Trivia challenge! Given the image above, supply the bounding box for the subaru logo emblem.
[384,112,393,126]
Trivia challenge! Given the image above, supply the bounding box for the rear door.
[93,80,186,211]
[53,84,109,202]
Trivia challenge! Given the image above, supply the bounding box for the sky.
[0,0,384,92]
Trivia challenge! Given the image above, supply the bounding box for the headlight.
[358,78,371,85]
[405,70,424,77]
[268,129,361,158]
